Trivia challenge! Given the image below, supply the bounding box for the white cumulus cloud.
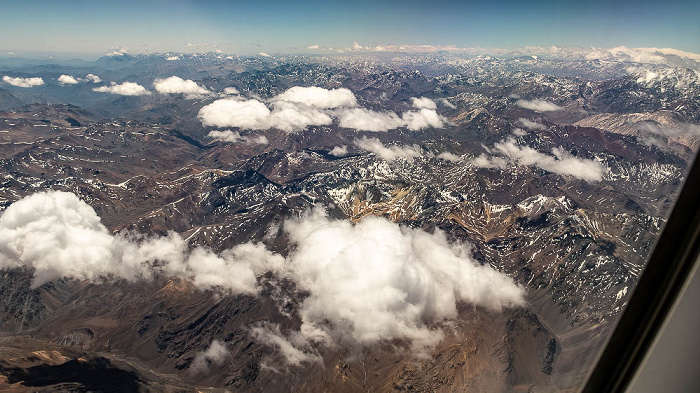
[199,89,344,132]
[1,192,526,364]
[3,76,44,88]
[85,74,101,83]
[0,191,117,286]
[58,75,79,85]
[153,76,210,98]
[336,98,444,132]
[337,107,404,132]
[0,191,283,290]
[199,87,446,133]
[274,86,357,108]
[267,101,333,132]
[403,108,445,130]
[93,81,151,96]
[198,98,273,129]
[277,207,526,353]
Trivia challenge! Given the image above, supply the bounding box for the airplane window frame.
[582,152,700,393]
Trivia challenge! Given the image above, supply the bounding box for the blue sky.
[1,0,698,55]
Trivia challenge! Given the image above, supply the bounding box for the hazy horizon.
[1,0,699,56]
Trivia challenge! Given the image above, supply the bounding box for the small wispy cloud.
[470,138,606,182]
[207,130,268,145]
[250,323,320,367]
[518,118,547,130]
[516,99,562,112]
[354,137,422,162]
[189,340,230,374]
[329,145,348,157]
[440,98,457,109]
[437,151,462,162]
[104,46,129,57]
